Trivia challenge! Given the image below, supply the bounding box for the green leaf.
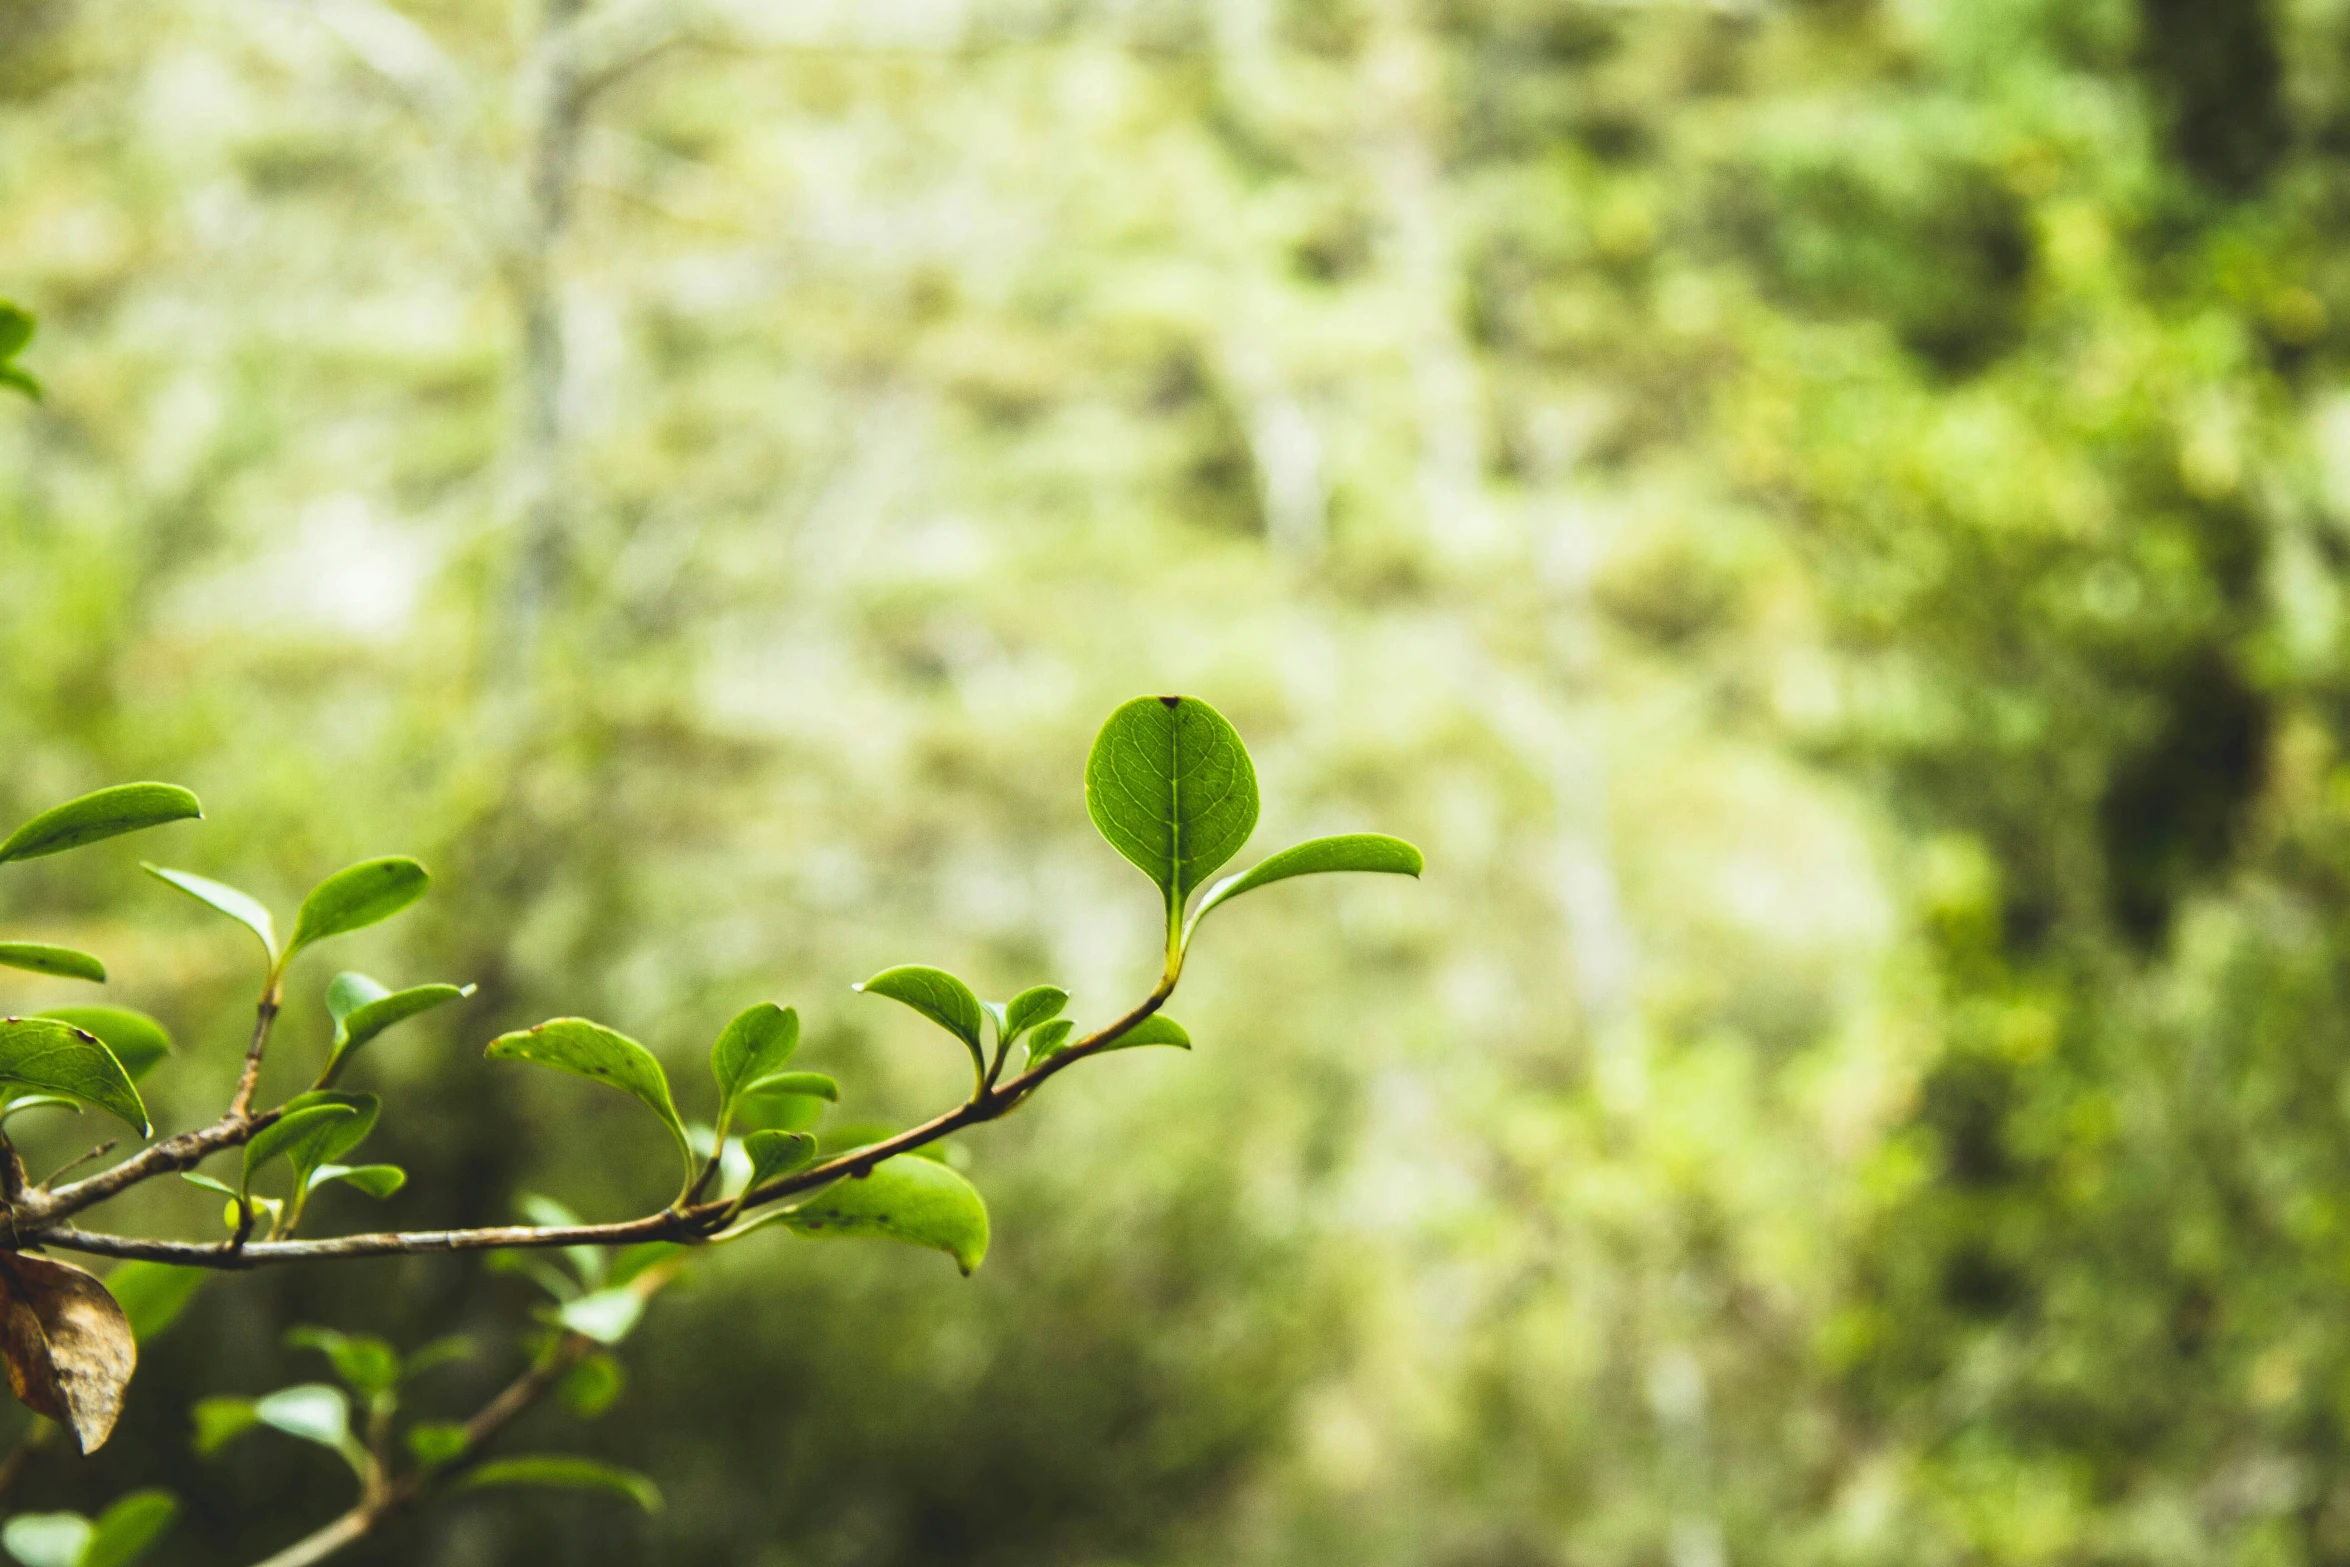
[286,1326,401,1397]
[180,1172,237,1200]
[0,785,201,865]
[406,1420,469,1469]
[776,1155,990,1275]
[709,1002,800,1107]
[740,1129,818,1191]
[1084,696,1259,919]
[0,304,30,361]
[854,966,985,1071]
[734,1083,830,1132]
[103,1262,206,1344]
[740,1071,837,1102]
[305,1163,405,1199]
[459,1456,663,1513]
[519,1193,605,1291]
[191,1397,261,1455]
[253,1383,355,1454]
[1,1513,90,1567]
[1003,985,1068,1037]
[36,1008,170,1082]
[324,974,472,1076]
[274,1092,379,1185]
[1024,1018,1076,1065]
[80,1491,176,1567]
[0,944,105,983]
[0,1096,79,1126]
[485,1019,690,1166]
[487,1250,579,1304]
[1105,1014,1191,1053]
[556,1288,644,1346]
[141,866,275,962]
[287,858,429,957]
[606,1242,686,1290]
[558,1352,625,1418]
[241,1103,359,1193]
[1190,833,1425,932]
[0,366,39,401]
[0,1017,148,1135]
[401,1336,473,1380]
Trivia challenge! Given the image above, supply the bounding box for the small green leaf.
[401,1336,473,1380]
[0,785,201,865]
[776,1155,990,1275]
[252,1383,352,1452]
[407,1420,469,1469]
[1084,696,1259,920]
[0,944,105,983]
[305,1163,405,1199]
[286,1326,401,1397]
[80,1490,176,1567]
[36,1008,170,1082]
[558,1352,625,1418]
[180,1172,238,1200]
[1190,833,1424,932]
[739,1129,818,1191]
[740,1071,837,1102]
[458,1456,662,1513]
[710,1003,800,1107]
[287,858,429,957]
[1003,985,1068,1037]
[556,1288,645,1346]
[273,1091,379,1186]
[103,1262,206,1344]
[1024,1018,1076,1065]
[520,1193,606,1291]
[607,1242,686,1290]
[485,1020,690,1167]
[142,866,275,961]
[0,1096,79,1126]
[241,1103,359,1193]
[191,1398,261,1455]
[0,1017,148,1135]
[1,1513,90,1567]
[1105,1014,1190,1053]
[324,974,472,1077]
[854,966,985,1071]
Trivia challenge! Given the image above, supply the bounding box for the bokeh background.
[4,0,2348,1560]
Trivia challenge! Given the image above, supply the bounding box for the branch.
[23,973,1180,1269]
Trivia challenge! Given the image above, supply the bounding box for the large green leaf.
[103,1263,206,1344]
[1190,834,1425,931]
[323,973,472,1077]
[141,866,275,962]
[0,944,104,983]
[1084,696,1259,918]
[286,858,429,957]
[0,1018,147,1135]
[0,785,200,865]
[776,1155,990,1275]
[854,966,985,1072]
[81,1490,178,1567]
[36,1008,170,1082]
[0,1513,89,1567]
[485,1019,690,1164]
[709,1002,799,1105]
[458,1456,663,1513]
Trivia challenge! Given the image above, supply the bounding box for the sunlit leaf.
[286,858,429,957]
[36,1008,169,1082]
[458,1456,662,1513]
[0,945,104,984]
[0,785,200,865]
[0,1513,89,1567]
[81,1490,176,1567]
[0,1252,138,1453]
[854,966,985,1072]
[103,1262,205,1345]
[0,1018,147,1135]
[773,1155,990,1275]
[1190,834,1424,931]
[1084,696,1259,917]
[484,1019,689,1166]
[1003,985,1068,1037]
[304,1163,404,1199]
[252,1383,354,1455]
[323,974,472,1078]
[141,866,275,962]
[709,1003,799,1106]
[1023,1018,1076,1065]
[1103,1014,1190,1053]
[556,1288,644,1346]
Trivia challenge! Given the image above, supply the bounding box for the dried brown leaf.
[0,1251,136,1452]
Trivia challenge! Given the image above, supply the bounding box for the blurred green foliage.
[9,0,2350,1560]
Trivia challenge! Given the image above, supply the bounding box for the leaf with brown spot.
[0,1252,137,1452]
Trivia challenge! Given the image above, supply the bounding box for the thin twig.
[35,1141,115,1189]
